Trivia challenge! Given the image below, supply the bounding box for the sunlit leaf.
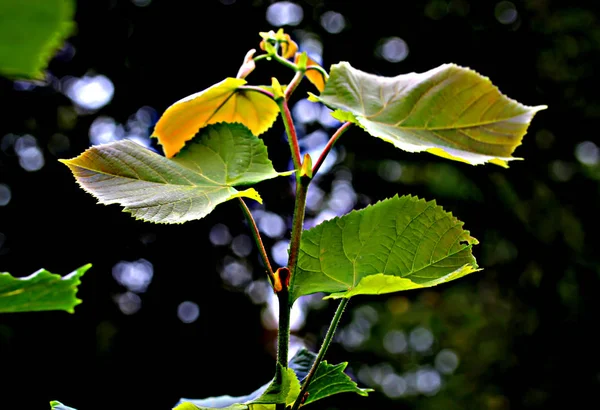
[291,195,479,300]
[61,123,290,224]
[153,78,279,158]
[304,361,371,405]
[0,264,91,313]
[310,62,546,167]
[50,401,77,410]
[0,0,75,80]
[295,53,327,92]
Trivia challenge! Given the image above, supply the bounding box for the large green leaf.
[61,123,291,224]
[0,0,75,80]
[153,78,279,158]
[310,62,546,167]
[304,361,371,405]
[0,264,91,313]
[291,195,479,300]
[176,365,300,410]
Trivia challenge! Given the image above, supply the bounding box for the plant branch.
[285,70,305,100]
[306,64,329,80]
[277,99,303,173]
[238,85,274,99]
[291,298,350,410]
[312,122,353,177]
[237,198,275,285]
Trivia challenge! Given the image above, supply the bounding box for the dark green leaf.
[291,195,479,300]
[311,62,546,167]
[0,264,91,313]
[0,0,75,79]
[61,123,291,224]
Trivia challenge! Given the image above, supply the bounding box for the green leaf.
[61,123,291,224]
[304,361,371,405]
[153,78,279,157]
[50,401,77,410]
[0,0,75,80]
[252,365,300,407]
[0,264,91,313]
[310,62,546,167]
[291,195,479,300]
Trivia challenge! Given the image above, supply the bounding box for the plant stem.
[237,198,275,285]
[285,70,305,100]
[312,122,353,177]
[238,85,274,99]
[277,99,303,173]
[291,298,350,410]
[306,64,329,81]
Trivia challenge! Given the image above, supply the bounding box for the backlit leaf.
[291,195,479,300]
[61,123,290,224]
[50,401,77,410]
[0,264,91,313]
[0,0,75,80]
[153,78,279,157]
[311,62,546,167]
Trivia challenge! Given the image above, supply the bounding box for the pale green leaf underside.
[0,264,91,313]
[0,0,75,80]
[291,195,479,300]
[50,401,77,410]
[304,361,371,405]
[61,123,290,224]
[312,62,546,167]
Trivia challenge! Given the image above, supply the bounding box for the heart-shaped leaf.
[153,78,279,157]
[0,0,75,80]
[310,62,546,167]
[0,264,91,313]
[291,195,479,300]
[61,123,290,224]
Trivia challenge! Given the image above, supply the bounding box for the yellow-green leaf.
[153,78,279,158]
[311,62,546,167]
[291,195,480,300]
[61,123,290,224]
[0,0,75,80]
[0,264,91,313]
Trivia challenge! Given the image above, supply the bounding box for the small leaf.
[311,62,546,167]
[50,401,77,410]
[291,195,479,300]
[61,123,290,224]
[304,361,371,405]
[153,78,279,157]
[0,264,91,313]
[236,49,256,79]
[0,0,75,80]
[295,53,327,92]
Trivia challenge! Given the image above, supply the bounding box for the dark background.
[1,0,598,409]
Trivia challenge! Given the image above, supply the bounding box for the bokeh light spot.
[177,301,200,324]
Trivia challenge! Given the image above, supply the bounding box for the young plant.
[60,29,546,409]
